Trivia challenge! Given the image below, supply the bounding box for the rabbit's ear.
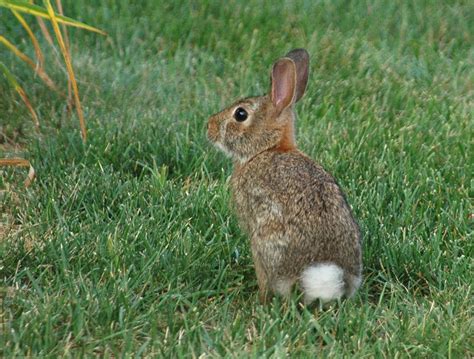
[285,49,309,102]
[271,58,297,114]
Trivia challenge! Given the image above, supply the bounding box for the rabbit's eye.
[234,107,248,122]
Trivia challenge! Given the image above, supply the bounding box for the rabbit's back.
[231,150,362,280]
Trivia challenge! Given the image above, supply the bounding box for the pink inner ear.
[271,59,296,113]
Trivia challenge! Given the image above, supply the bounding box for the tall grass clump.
[0,0,104,186]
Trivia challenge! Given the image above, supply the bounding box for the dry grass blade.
[29,0,63,71]
[28,0,54,47]
[0,0,106,34]
[0,158,30,167]
[0,61,40,128]
[0,35,60,93]
[55,0,69,53]
[55,0,73,113]
[36,15,54,45]
[12,9,44,67]
[24,163,36,187]
[0,158,36,187]
[14,87,40,130]
[44,0,86,142]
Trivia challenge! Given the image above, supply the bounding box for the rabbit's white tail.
[300,263,345,304]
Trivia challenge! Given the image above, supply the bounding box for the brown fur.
[207,49,362,303]
[274,121,296,152]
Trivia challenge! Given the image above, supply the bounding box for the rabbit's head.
[207,49,309,163]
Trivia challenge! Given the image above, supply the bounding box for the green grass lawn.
[1,1,473,357]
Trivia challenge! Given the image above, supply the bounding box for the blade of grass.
[55,0,69,53]
[28,0,67,75]
[0,158,36,187]
[55,0,73,114]
[36,15,54,45]
[12,9,44,67]
[0,61,39,128]
[0,0,106,35]
[11,8,65,99]
[0,158,30,167]
[24,162,36,187]
[44,0,86,142]
[28,0,54,47]
[0,35,60,93]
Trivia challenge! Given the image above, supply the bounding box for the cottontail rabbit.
[207,49,362,304]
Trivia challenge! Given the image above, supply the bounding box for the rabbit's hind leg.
[273,278,296,297]
[252,255,273,304]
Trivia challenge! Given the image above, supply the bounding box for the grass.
[1,0,473,357]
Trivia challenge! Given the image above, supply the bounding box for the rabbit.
[207,49,362,304]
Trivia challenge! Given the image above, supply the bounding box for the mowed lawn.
[1,1,472,357]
